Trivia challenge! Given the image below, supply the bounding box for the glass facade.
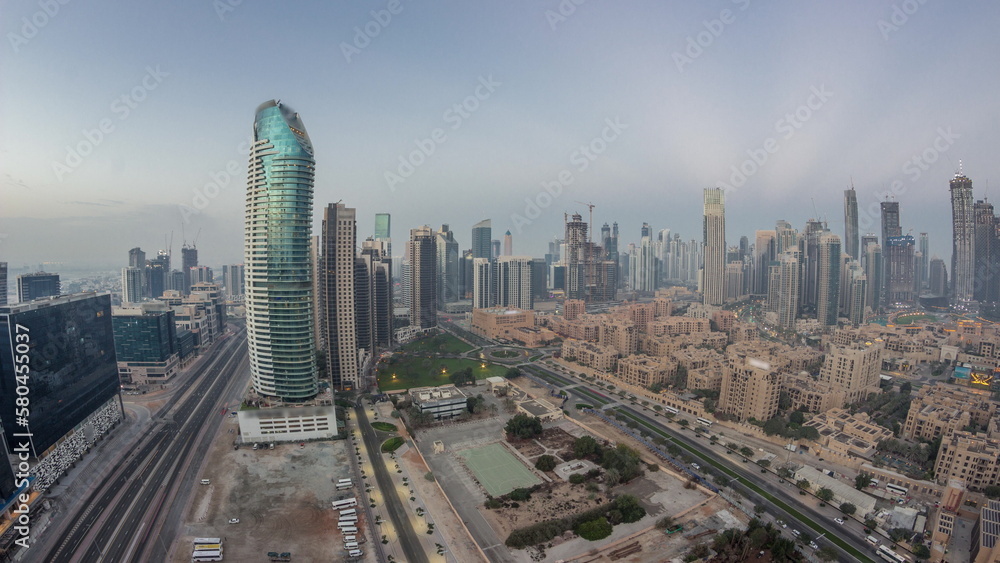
[0,293,121,458]
[112,309,177,362]
[245,100,318,401]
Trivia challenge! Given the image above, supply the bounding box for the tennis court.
[458,443,541,497]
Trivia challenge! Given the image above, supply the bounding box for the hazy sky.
[2,0,999,270]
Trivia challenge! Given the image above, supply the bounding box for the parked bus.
[663,406,679,415]
[193,544,222,551]
[191,550,223,562]
[886,483,908,496]
[193,538,221,545]
[876,545,908,563]
[340,526,358,534]
[339,516,359,524]
[696,417,713,427]
[339,508,357,517]
[338,521,359,529]
[332,498,358,510]
[336,482,353,491]
[338,478,353,484]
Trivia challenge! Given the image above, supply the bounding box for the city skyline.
[3,2,999,267]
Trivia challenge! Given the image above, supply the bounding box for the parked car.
[791,529,800,537]
[834,517,845,525]
[229,518,240,524]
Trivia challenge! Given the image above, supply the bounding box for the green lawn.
[381,437,404,452]
[894,314,937,325]
[398,332,474,355]
[371,422,398,432]
[377,357,507,392]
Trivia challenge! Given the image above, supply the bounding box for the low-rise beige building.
[646,316,710,336]
[804,408,893,461]
[935,425,1000,491]
[781,372,845,414]
[599,319,639,356]
[616,354,676,388]
[562,339,617,372]
[471,307,535,339]
[903,384,996,441]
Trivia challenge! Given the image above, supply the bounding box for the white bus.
[338,521,359,529]
[338,478,353,484]
[193,544,222,551]
[663,406,679,415]
[886,483,908,496]
[191,550,223,562]
[332,498,358,510]
[336,482,353,491]
[696,417,713,427]
[339,508,357,517]
[339,516,359,523]
[876,545,908,563]
[340,526,358,534]
[193,538,221,546]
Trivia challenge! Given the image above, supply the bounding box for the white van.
[341,526,358,534]
[343,535,357,542]
[866,535,880,546]
[200,479,210,485]
[348,550,363,557]
[345,542,359,549]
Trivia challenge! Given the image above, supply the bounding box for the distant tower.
[491,239,501,260]
[880,200,901,302]
[374,212,392,259]
[844,187,859,259]
[435,224,460,308]
[17,272,60,302]
[702,188,726,306]
[864,242,883,311]
[503,230,513,257]
[121,267,144,304]
[408,226,437,329]
[245,99,318,401]
[950,172,975,303]
[181,244,198,296]
[471,219,492,260]
[321,202,359,390]
[564,213,588,300]
[886,235,916,305]
[0,262,7,306]
[918,232,929,290]
[817,232,841,326]
[777,251,800,329]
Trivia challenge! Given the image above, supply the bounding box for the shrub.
[575,517,613,541]
[569,473,586,484]
[535,455,557,472]
[509,488,532,502]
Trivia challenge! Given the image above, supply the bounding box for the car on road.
[808,541,819,550]
[834,517,845,525]
[229,518,240,524]
[791,529,800,537]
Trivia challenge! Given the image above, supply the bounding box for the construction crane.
[575,201,595,244]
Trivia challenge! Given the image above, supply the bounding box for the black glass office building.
[0,293,122,459]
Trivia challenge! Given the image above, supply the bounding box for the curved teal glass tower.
[245,100,318,401]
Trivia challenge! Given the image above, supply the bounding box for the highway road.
[520,362,880,563]
[36,325,249,563]
[354,405,429,563]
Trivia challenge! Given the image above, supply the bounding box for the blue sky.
[2,0,999,269]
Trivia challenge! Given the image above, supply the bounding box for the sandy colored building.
[563,299,586,320]
[903,384,996,441]
[471,307,534,339]
[719,355,781,422]
[819,340,883,405]
[935,425,1000,491]
[803,408,892,462]
[599,319,638,356]
[561,338,618,372]
[616,354,677,388]
[781,372,844,414]
[646,316,710,336]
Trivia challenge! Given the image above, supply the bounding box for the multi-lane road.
[520,362,880,563]
[35,325,249,563]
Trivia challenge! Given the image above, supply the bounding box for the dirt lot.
[480,478,611,539]
[172,415,359,563]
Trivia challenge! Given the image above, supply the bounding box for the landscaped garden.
[377,357,508,392]
[381,437,404,452]
[398,331,474,355]
[371,422,398,432]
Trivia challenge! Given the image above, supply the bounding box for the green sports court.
[457,443,541,497]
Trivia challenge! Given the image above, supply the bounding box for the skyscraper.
[973,200,998,303]
[471,219,491,260]
[17,272,60,302]
[374,212,392,259]
[321,202,359,390]
[357,238,393,350]
[122,266,144,304]
[435,224,460,308]
[754,230,776,295]
[148,250,169,299]
[864,242,883,311]
[777,251,800,329]
[844,187,859,259]
[564,213,588,300]
[503,230,513,257]
[929,257,948,297]
[245,100,318,401]
[497,256,533,310]
[950,173,975,303]
[702,188,726,306]
[221,264,246,300]
[886,235,916,305]
[816,232,841,326]
[472,257,495,309]
[408,226,437,329]
[880,200,901,302]
[918,232,929,291]
[181,243,198,296]
[492,239,501,259]
[0,262,7,306]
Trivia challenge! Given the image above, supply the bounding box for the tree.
[756,459,771,468]
[505,367,522,379]
[739,446,754,458]
[816,487,834,502]
[778,390,792,411]
[753,504,766,515]
[569,473,585,484]
[678,419,689,427]
[763,416,787,436]
[800,532,813,545]
[615,494,646,523]
[573,435,602,459]
[509,488,531,501]
[655,516,674,530]
[535,454,557,472]
[864,518,878,531]
[840,502,857,515]
[797,479,811,491]
[789,410,805,424]
[504,414,543,440]
[899,381,912,395]
[985,485,1000,499]
[601,444,644,484]
[913,544,930,560]
[575,517,612,541]
[856,471,873,490]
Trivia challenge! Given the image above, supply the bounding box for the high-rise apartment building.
[918,232,929,291]
[357,238,393,351]
[776,251,800,330]
[128,247,148,297]
[181,244,198,295]
[702,188,726,306]
[950,173,975,303]
[930,257,948,296]
[565,213,588,300]
[435,224,460,308]
[844,187,859,259]
[886,235,916,305]
[817,232,841,326]
[408,226,437,329]
[374,212,391,259]
[471,219,492,260]
[846,264,868,326]
[17,272,60,302]
[122,266,144,304]
[221,264,246,300]
[973,200,999,303]
[245,100,318,401]
[503,230,513,257]
[754,230,776,295]
[148,251,169,298]
[321,202,359,389]
[864,241,883,311]
[880,200,901,301]
[0,262,6,306]
[472,257,495,309]
[497,256,534,310]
